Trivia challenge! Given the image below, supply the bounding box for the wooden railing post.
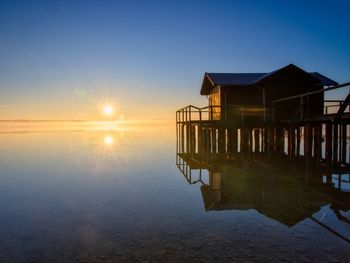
[335,93,350,121]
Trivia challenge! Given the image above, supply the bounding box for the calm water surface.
[0,124,350,262]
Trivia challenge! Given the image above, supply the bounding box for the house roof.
[200,64,338,95]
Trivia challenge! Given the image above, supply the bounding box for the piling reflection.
[176,129,350,242]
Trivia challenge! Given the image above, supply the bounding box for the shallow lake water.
[0,123,350,262]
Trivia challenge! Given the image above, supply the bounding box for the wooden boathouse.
[176,64,350,166]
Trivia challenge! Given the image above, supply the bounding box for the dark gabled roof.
[200,64,338,95]
[205,73,266,86]
[310,72,339,86]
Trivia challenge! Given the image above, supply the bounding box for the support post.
[305,123,312,161]
[296,126,301,157]
[325,123,333,166]
[333,124,338,163]
[254,129,260,153]
[341,124,347,163]
[314,124,322,164]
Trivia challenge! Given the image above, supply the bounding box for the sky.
[0,0,349,120]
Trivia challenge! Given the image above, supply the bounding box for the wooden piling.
[296,127,301,157]
[209,128,214,153]
[325,123,333,165]
[288,127,295,159]
[190,125,195,153]
[333,124,338,163]
[268,127,274,153]
[218,128,225,154]
[241,128,249,154]
[180,124,185,153]
[248,128,252,153]
[341,124,347,163]
[197,125,202,154]
[254,129,260,153]
[304,123,312,160]
[314,124,322,164]
[263,128,268,153]
[232,128,238,153]
[274,127,284,155]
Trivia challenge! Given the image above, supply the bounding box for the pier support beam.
[241,128,249,154]
[314,124,322,165]
[268,127,274,154]
[288,127,295,160]
[274,127,284,156]
[333,124,338,163]
[341,124,347,163]
[325,123,333,166]
[211,128,217,154]
[304,124,313,161]
[254,129,260,153]
[296,127,301,157]
[218,128,225,154]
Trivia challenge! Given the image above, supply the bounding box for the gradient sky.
[0,0,349,120]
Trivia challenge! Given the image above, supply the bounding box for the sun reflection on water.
[103,135,114,146]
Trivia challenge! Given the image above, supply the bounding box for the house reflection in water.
[176,134,350,241]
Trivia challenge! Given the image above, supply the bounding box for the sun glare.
[103,105,113,116]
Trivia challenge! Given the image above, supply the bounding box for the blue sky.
[0,0,349,119]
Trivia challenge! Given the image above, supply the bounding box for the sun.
[103,105,113,116]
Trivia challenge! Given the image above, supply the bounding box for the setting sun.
[103,105,113,116]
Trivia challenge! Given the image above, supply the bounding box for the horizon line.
[0,118,174,122]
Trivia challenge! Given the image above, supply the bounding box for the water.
[0,123,350,262]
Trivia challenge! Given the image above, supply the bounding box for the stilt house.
[200,64,338,122]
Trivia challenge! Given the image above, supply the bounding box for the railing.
[324,100,346,115]
[176,105,266,123]
[177,82,350,124]
[272,82,350,122]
